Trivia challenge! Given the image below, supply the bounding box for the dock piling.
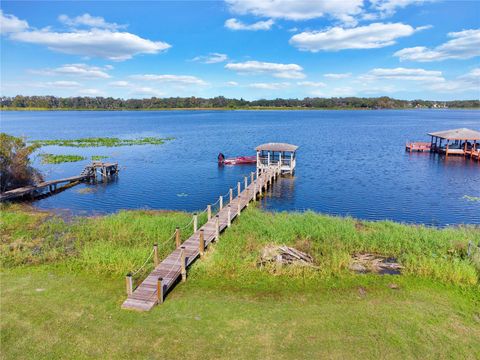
[219,195,223,210]
[227,205,231,227]
[157,277,164,304]
[237,182,241,196]
[215,215,220,240]
[193,213,198,233]
[125,273,133,296]
[180,247,186,282]
[153,244,159,267]
[199,230,205,257]
[207,205,212,220]
[175,227,181,248]
[229,188,233,203]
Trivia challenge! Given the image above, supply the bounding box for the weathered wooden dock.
[122,166,282,311]
[0,162,118,202]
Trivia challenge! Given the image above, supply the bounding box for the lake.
[1,109,479,226]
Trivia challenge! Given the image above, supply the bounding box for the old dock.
[0,162,118,202]
[122,143,298,311]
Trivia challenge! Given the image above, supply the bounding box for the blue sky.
[1,0,479,100]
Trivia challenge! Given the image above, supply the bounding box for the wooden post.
[157,277,163,304]
[244,176,248,190]
[259,180,263,196]
[193,213,198,233]
[175,227,181,248]
[125,273,133,296]
[229,188,233,203]
[199,229,205,257]
[219,195,223,210]
[153,243,159,267]
[207,204,211,220]
[237,195,241,216]
[215,215,220,240]
[227,205,231,227]
[251,172,254,183]
[253,183,257,202]
[237,182,241,196]
[180,247,186,282]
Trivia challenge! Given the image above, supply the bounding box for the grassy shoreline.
[1,205,479,358]
[2,107,479,111]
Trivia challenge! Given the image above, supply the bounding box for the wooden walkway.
[122,166,281,311]
[0,162,118,202]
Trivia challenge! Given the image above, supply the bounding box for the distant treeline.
[1,95,479,110]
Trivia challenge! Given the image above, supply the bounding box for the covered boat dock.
[429,128,480,158]
[256,143,298,174]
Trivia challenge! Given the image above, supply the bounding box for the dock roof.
[255,143,299,152]
[428,128,480,141]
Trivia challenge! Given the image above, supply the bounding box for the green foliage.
[31,137,174,147]
[91,155,108,161]
[40,153,86,164]
[1,95,478,110]
[0,133,42,192]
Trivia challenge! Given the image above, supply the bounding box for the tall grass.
[1,205,478,286]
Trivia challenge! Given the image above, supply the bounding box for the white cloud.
[109,80,130,87]
[2,12,170,61]
[225,18,274,31]
[225,61,305,79]
[11,29,171,61]
[428,68,480,92]
[394,29,480,62]
[290,23,428,52]
[79,88,103,96]
[58,13,125,30]
[130,74,208,86]
[226,81,239,86]
[129,87,164,97]
[369,0,434,18]
[48,80,81,88]
[249,82,290,90]
[192,53,228,64]
[297,81,326,87]
[324,73,352,79]
[360,67,445,82]
[226,0,364,25]
[31,63,112,79]
[0,10,29,34]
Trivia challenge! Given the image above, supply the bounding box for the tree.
[0,133,43,192]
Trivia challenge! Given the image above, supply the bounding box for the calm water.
[1,110,479,226]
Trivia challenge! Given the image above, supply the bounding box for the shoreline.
[2,107,479,111]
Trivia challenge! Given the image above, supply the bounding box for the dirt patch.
[349,253,403,275]
[258,245,316,267]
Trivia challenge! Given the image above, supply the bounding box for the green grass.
[39,153,86,164]
[91,155,108,161]
[1,205,479,359]
[31,137,175,147]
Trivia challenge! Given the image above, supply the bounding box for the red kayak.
[218,153,256,165]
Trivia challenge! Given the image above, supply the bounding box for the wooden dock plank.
[121,168,280,311]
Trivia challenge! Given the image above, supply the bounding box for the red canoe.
[218,153,256,165]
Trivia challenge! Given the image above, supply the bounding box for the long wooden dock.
[0,162,118,202]
[122,166,281,311]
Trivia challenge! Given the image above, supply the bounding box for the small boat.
[218,153,256,165]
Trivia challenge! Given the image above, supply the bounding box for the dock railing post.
[219,195,223,210]
[251,172,254,184]
[125,273,133,296]
[207,205,212,220]
[237,182,241,196]
[153,243,159,267]
[193,213,198,233]
[237,195,241,216]
[259,179,263,196]
[244,176,248,190]
[227,205,231,227]
[253,183,257,202]
[199,229,205,257]
[229,188,233,203]
[180,247,186,282]
[175,227,181,248]
[157,277,164,304]
[215,215,220,240]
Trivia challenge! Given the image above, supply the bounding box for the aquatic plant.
[463,195,480,202]
[31,137,175,148]
[40,154,86,164]
[91,155,109,161]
